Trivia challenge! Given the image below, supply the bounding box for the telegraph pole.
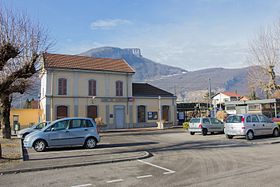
[208,78,212,117]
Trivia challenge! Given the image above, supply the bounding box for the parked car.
[224,114,279,140]
[188,117,224,135]
[24,117,100,152]
[17,121,51,139]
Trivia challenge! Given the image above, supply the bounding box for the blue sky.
[3,0,280,70]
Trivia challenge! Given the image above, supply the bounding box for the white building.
[212,92,241,107]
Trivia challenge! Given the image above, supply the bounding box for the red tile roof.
[43,53,135,73]
[222,92,241,97]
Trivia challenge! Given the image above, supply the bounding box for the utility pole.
[208,78,212,117]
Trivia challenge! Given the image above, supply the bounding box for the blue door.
[114,106,125,129]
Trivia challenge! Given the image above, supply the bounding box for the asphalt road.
[1,129,280,187]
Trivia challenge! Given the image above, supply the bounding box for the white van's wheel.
[273,128,279,137]
[246,130,254,140]
[226,134,233,139]
[190,132,195,135]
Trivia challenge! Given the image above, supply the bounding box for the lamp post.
[208,78,212,117]
[157,96,163,129]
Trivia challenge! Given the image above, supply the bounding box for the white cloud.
[90,19,132,30]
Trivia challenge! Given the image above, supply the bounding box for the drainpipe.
[274,102,277,118]
[50,71,54,121]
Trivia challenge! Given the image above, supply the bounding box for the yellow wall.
[10,109,43,129]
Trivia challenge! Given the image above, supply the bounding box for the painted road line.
[136,175,153,179]
[71,183,92,187]
[137,159,176,174]
[106,179,124,183]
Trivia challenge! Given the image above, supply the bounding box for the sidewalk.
[100,126,183,133]
[0,149,151,175]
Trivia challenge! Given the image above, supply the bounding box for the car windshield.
[226,115,243,123]
[190,118,200,123]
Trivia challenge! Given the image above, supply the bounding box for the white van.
[224,114,279,140]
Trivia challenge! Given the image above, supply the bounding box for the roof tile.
[43,53,135,73]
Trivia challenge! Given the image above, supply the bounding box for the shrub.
[276,122,280,127]
[183,122,189,130]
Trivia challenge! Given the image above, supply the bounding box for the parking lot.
[1,128,280,187]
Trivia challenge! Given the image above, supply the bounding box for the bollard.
[21,138,29,161]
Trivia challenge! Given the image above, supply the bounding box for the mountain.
[80,47,187,81]
[148,67,254,102]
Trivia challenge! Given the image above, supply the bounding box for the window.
[226,115,243,123]
[35,122,47,129]
[69,119,82,129]
[248,104,261,111]
[258,115,270,123]
[251,115,259,123]
[58,78,67,95]
[87,105,98,119]
[116,81,123,96]
[82,119,94,128]
[88,80,96,96]
[203,118,210,124]
[57,105,68,119]
[138,105,146,122]
[47,120,69,131]
[246,116,251,123]
[210,118,220,124]
[162,105,170,121]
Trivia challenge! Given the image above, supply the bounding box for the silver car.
[189,117,224,136]
[24,117,100,152]
[17,121,50,139]
[224,114,279,140]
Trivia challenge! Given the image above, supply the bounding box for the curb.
[0,151,153,175]
[249,140,280,145]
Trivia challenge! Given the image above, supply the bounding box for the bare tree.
[248,21,280,98]
[0,6,51,139]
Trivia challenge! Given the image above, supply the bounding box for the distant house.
[39,53,176,129]
[212,92,241,107]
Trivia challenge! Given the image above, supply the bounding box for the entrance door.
[87,105,98,119]
[114,106,125,129]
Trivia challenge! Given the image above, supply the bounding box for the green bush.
[183,122,189,130]
[276,122,280,127]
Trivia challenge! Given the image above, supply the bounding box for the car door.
[251,115,262,135]
[202,118,211,132]
[213,118,224,132]
[210,118,219,132]
[47,120,71,147]
[258,115,273,135]
[68,119,87,146]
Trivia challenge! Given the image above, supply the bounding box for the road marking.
[106,179,124,183]
[71,184,92,187]
[136,175,153,179]
[137,159,176,174]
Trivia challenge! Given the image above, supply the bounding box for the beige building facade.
[40,53,176,129]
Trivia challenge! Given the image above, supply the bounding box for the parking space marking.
[71,183,92,187]
[137,159,176,174]
[106,179,124,183]
[136,175,153,179]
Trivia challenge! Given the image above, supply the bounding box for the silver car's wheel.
[273,128,279,137]
[85,137,97,149]
[246,130,254,140]
[33,140,46,152]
